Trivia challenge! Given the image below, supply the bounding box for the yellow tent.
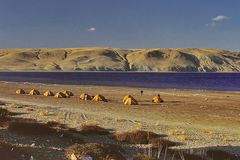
[123,95,134,102]
[92,94,108,102]
[79,93,92,100]
[29,89,40,95]
[43,90,54,96]
[124,97,138,105]
[152,95,164,103]
[63,90,74,97]
[16,89,25,94]
[54,92,67,98]
[123,95,138,105]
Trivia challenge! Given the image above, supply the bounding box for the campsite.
[0,81,239,159]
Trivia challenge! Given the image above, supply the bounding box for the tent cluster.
[16,89,164,105]
[15,89,108,102]
[79,93,108,102]
[16,89,74,98]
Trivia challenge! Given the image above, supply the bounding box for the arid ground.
[0,81,239,159]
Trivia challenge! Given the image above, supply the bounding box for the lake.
[0,72,239,91]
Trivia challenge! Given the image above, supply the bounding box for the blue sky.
[0,0,239,50]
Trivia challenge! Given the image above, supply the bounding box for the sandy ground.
[0,81,240,158]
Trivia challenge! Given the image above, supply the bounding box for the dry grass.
[38,110,49,116]
[149,138,178,148]
[46,121,65,128]
[206,149,238,160]
[6,118,60,136]
[179,152,204,160]
[135,122,143,130]
[80,124,110,135]
[202,128,213,134]
[177,135,190,141]
[0,108,13,122]
[4,118,84,144]
[223,136,233,142]
[0,141,29,160]
[167,128,185,135]
[0,108,12,118]
[65,143,125,160]
[133,154,157,160]
[114,130,160,144]
[134,149,206,160]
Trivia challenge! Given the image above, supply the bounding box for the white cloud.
[212,15,228,22]
[87,27,96,32]
[205,15,229,27]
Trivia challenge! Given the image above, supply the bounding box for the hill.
[0,48,239,72]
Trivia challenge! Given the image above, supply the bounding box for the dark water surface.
[0,72,239,91]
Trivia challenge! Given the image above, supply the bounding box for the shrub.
[80,125,110,135]
[6,119,60,136]
[114,130,160,144]
[0,108,12,118]
[149,138,177,148]
[65,143,125,160]
[206,149,238,160]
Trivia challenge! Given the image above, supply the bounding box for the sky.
[0,0,240,50]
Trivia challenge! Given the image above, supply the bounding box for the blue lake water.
[0,72,239,91]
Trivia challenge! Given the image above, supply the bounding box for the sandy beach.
[0,81,240,159]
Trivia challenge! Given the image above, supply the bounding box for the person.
[140,90,143,96]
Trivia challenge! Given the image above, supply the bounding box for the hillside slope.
[0,48,239,72]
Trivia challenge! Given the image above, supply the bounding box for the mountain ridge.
[0,48,239,72]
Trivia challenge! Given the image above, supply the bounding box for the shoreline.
[1,81,240,93]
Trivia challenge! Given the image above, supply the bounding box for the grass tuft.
[149,138,178,148]
[206,149,238,160]
[46,121,65,129]
[6,119,60,136]
[80,124,110,135]
[65,143,125,160]
[0,108,13,122]
[0,108,12,118]
[177,135,190,141]
[114,130,160,144]
[133,154,157,160]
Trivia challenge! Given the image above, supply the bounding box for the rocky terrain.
[0,48,239,72]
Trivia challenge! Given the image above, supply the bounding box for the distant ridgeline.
[0,48,239,72]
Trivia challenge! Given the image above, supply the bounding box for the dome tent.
[29,89,40,95]
[92,94,108,102]
[152,95,164,103]
[79,93,92,100]
[123,95,138,105]
[55,92,67,98]
[63,90,74,97]
[123,95,134,102]
[44,90,54,96]
[16,89,25,94]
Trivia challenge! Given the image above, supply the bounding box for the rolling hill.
[0,48,239,72]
